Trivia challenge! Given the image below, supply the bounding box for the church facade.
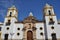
[0,4,60,40]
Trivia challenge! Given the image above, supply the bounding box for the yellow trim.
[7,7,18,19]
[45,14,56,16]
[0,32,2,40]
[0,32,2,33]
[8,8,18,12]
[44,6,53,9]
[5,16,17,20]
[0,24,3,25]
[43,6,56,16]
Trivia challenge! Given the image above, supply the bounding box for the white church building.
[0,4,60,40]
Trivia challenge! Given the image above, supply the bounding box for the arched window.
[9,12,12,17]
[48,10,51,15]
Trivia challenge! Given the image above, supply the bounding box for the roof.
[29,12,33,16]
[8,5,17,10]
[15,12,45,23]
[22,15,44,23]
[0,22,3,25]
[44,3,52,8]
[58,20,60,24]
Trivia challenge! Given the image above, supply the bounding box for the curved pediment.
[22,16,39,23]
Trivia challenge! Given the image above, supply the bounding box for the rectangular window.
[6,20,11,26]
[0,27,1,31]
[49,18,55,25]
[51,33,57,40]
[4,34,9,40]
[28,24,31,29]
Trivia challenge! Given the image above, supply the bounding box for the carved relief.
[32,27,37,31]
[23,23,36,40]
[17,15,39,40]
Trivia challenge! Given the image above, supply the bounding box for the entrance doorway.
[51,33,57,40]
[4,34,9,40]
[27,31,33,40]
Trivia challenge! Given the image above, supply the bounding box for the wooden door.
[27,31,33,40]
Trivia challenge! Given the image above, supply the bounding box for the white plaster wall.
[13,23,23,39]
[1,17,17,39]
[1,23,23,39]
[45,16,60,39]
[4,17,17,23]
[1,25,12,39]
[36,23,45,39]
[55,24,60,38]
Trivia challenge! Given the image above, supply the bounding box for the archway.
[27,30,33,40]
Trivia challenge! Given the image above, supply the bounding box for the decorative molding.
[22,27,26,31]
[32,27,37,31]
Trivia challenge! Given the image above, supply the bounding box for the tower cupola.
[43,3,55,16]
[7,5,18,18]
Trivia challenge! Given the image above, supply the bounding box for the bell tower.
[43,3,58,40]
[2,5,18,40]
[4,5,18,25]
[43,3,55,16]
[7,5,18,18]
[43,3,57,24]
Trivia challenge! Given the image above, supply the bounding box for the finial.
[9,5,16,9]
[11,5,16,8]
[45,3,51,7]
[29,12,33,16]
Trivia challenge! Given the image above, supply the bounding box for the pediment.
[22,16,39,23]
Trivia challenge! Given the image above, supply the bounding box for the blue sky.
[0,0,60,22]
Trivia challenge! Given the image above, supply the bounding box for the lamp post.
[10,33,14,40]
